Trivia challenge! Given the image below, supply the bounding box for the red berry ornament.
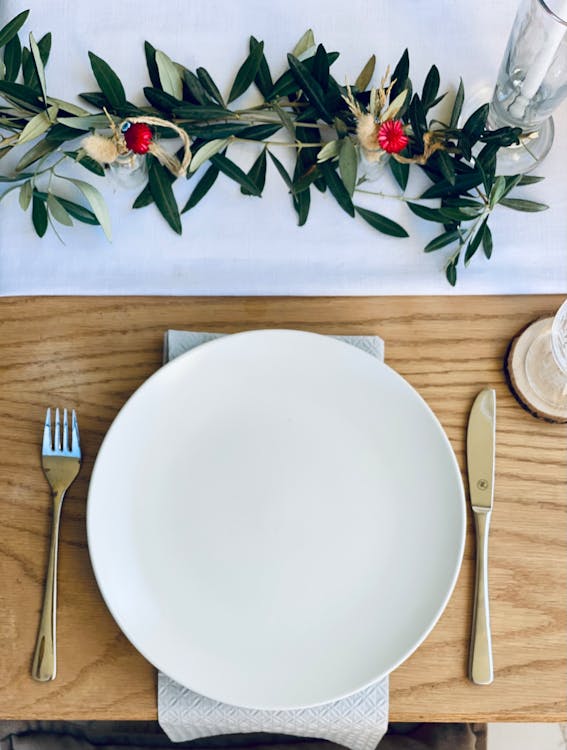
[377,119,409,154]
[123,122,153,154]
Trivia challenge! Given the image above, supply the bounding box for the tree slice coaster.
[505,317,567,423]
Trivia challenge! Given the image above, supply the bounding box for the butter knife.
[467,388,495,685]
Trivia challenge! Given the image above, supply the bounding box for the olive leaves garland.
[0,11,548,284]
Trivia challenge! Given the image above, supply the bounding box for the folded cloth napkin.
[158,330,388,750]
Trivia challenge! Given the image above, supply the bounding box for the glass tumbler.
[524,299,567,410]
[489,0,567,173]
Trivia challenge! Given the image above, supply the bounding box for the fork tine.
[54,408,61,451]
[43,408,52,453]
[71,410,80,454]
[63,409,70,453]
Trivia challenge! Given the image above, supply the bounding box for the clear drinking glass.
[524,299,567,409]
[489,0,567,173]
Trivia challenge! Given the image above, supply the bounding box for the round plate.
[87,330,465,710]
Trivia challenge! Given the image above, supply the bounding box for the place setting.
[1,1,566,749]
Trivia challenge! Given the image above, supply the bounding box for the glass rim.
[538,0,567,26]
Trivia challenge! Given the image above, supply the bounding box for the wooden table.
[1,295,565,723]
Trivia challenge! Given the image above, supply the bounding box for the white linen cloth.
[158,330,388,750]
[1,0,566,296]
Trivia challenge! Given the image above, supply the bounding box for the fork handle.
[32,490,64,682]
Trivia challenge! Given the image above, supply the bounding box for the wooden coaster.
[505,317,567,423]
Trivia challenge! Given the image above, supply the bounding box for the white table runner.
[1,0,566,296]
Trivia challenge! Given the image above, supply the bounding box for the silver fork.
[32,408,82,682]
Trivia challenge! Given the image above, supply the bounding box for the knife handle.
[469,508,493,685]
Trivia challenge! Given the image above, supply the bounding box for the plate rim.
[87,328,466,709]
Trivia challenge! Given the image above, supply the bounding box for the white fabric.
[1,0,566,296]
[157,330,388,750]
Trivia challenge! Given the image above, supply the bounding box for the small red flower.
[377,119,409,154]
[123,122,153,154]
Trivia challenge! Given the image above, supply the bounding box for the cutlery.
[32,408,82,682]
[467,388,496,685]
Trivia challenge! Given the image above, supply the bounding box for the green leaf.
[317,139,340,163]
[407,202,450,222]
[228,40,264,103]
[32,190,48,237]
[58,114,115,130]
[311,44,330,90]
[211,152,262,196]
[338,137,357,196]
[88,51,127,108]
[4,33,22,81]
[46,123,83,144]
[389,158,409,190]
[189,138,230,173]
[482,223,493,259]
[355,205,409,237]
[268,151,293,189]
[449,79,465,129]
[148,157,181,233]
[320,162,354,216]
[424,229,461,252]
[268,51,339,100]
[64,150,106,177]
[181,163,219,213]
[488,175,507,209]
[237,123,282,141]
[41,194,99,224]
[17,106,57,144]
[287,53,332,123]
[0,79,41,107]
[518,174,545,185]
[183,122,251,139]
[292,29,315,58]
[143,86,181,112]
[500,173,523,200]
[464,218,487,265]
[46,96,89,116]
[18,180,32,211]
[499,197,549,212]
[462,103,488,143]
[47,193,73,226]
[155,49,183,100]
[241,148,266,196]
[436,150,456,185]
[182,69,210,105]
[0,10,29,49]
[250,36,273,99]
[446,257,458,286]
[380,90,408,122]
[420,171,483,199]
[67,178,112,240]
[272,101,295,139]
[440,206,482,221]
[390,49,409,102]
[15,138,57,171]
[196,66,225,106]
[293,184,310,226]
[29,32,48,106]
[132,183,153,209]
[173,103,234,120]
[421,65,440,112]
[144,41,161,89]
[355,55,376,92]
[408,94,427,149]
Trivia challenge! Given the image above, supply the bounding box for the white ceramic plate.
[87,330,465,710]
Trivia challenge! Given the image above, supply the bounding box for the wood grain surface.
[0,295,565,722]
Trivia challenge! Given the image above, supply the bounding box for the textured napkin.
[158,330,388,750]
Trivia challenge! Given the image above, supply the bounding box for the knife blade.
[467,388,495,685]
